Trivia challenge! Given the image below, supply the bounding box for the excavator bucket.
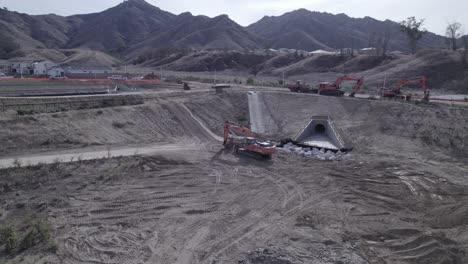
[291,116,350,152]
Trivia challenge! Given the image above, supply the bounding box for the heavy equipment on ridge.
[382,76,429,101]
[318,75,365,97]
[287,80,317,93]
[223,121,276,159]
[288,76,364,97]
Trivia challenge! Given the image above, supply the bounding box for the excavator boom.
[318,75,364,97]
[383,76,429,101]
[223,121,276,159]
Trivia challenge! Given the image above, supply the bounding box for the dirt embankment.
[258,92,468,158]
[0,89,468,264]
[0,91,245,157]
[0,90,466,159]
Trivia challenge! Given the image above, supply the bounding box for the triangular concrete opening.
[293,116,350,152]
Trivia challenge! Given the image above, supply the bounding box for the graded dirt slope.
[0,89,467,264]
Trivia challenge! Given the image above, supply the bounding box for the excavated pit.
[1,89,468,264]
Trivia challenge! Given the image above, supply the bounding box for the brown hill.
[0,0,263,59]
[247,9,446,52]
[66,0,176,52]
[1,1,452,61]
[127,12,264,58]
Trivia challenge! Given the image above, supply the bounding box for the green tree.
[400,17,427,54]
[446,22,462,51]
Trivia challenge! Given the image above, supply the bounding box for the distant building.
[339,48,358,56]
[9,60,33,75]
[278,48,297,54]
[30,60,57,75]
[65,66,112,74]
[31,60,57,75]
[310,49,338,55]
[9,60,58,76]
[47,66,65,77]
[359,47,376,55]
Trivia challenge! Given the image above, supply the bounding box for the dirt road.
[0,142,200,169]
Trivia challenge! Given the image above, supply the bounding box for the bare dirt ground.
[1,87,467,264]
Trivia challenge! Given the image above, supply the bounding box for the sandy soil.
[1,88,467,264]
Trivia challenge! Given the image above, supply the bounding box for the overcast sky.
[0,0,466,35]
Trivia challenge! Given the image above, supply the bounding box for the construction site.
[0,76,466,264]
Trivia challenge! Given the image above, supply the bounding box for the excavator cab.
[245,137,256,145]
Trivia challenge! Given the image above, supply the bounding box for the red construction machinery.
[287,80,317,93]
[288,75,364,97]
[382,76,429,101]
[318,75,365,97]
[223,121,276,159]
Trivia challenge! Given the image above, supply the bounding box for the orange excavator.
[223,121,276,159]
[382,76,429,101]
[318,75,365,97]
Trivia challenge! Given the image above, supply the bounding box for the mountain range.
[0,0,448,61]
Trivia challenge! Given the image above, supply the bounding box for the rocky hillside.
[0,0,263,59]
[247,9,446,52]
[0,0,451,61]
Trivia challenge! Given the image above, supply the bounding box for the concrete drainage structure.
[280,116,352,158]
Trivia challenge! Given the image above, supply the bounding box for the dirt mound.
[360,49,468,92]
[0,92,246,157]
[256,54,307,75]
[272,55,346,76]
[61,49,121,66]
[158,51,273,72]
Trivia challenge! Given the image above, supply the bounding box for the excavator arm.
[383,76,428,101]
[393,76,427,93]
[223,121,255,144]
[331,75,365,97]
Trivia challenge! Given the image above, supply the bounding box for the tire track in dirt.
[363,229,465,264]
[198,165,337,261]
[57,163,220,264]
[162,102,223,144]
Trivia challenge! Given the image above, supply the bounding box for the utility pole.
[382,76,387,100]
[214,70,217,85]
[282,71,285,87]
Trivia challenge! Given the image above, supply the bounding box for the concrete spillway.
[247,91,277,135]
[294,116,349,152]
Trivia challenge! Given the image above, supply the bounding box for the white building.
[9,60,58,76]
[47,66,65,77]
[359,47,376,55]
[31,60,57,75]
[9,60,33,75]
[310,49,338,55]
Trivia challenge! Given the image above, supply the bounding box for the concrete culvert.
[315,124,326,134]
